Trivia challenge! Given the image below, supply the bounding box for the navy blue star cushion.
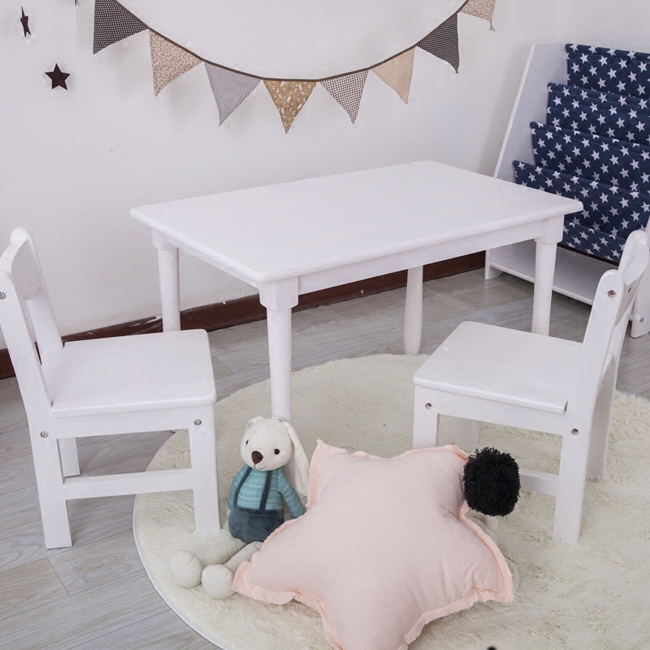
[566,43,650,99]
[546,84,650,146]
[530,122,650,193]
[548,82,649,112]
[513,161,650,263]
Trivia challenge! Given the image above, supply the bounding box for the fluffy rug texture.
[133,354,650,650]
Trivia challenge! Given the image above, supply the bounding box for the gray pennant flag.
[205,64,260,125]
[321,70,368,123]
[93,0,146,55]
[417,13,460,72]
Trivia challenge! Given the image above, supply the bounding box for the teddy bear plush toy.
[168,415,310,598]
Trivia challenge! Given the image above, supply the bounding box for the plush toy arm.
[277,469,306,518]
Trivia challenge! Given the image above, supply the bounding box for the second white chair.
[412,230,649,544]
[0,228,221,548]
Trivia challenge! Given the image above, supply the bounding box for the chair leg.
[59,438,80,477]
[413,386,440,449]
[553,427,591,544]
[32,434,72,548]
[587,365,617,480]
[188,409,220,533]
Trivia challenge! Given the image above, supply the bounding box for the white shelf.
[490,243,615,306]
[487,42,650,338]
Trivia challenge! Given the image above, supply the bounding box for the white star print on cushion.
[530,122,650,193]
[566,43,650,100]
[546,83,650,147]
[513,161,649,263]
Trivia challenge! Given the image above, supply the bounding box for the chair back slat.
[0,229,62,419]
[569,230,649,413]
[615,230,650,325]
[10,229,63,355]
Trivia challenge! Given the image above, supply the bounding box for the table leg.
[153,233,181,332]
[259,278,299,422]
[266,307,293,422]
[264,295,298,491]
[532,238,558,335]
[404,266,423,354]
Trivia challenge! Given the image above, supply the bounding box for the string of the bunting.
[93,0,497,132]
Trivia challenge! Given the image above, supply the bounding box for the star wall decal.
[46,64,70,90]
[20,7,31,36]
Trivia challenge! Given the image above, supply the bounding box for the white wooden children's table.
[131,161,582,422]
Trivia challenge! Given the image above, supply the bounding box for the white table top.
[131,161,582,284]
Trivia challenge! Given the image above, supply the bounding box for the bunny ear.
[245,415,265,430]
[282,421,310,498]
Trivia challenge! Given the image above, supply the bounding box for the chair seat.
[414,321,583,414]
[43,330,216,417]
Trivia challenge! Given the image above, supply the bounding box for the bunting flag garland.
[264,80,316,132]
[149,31,202,96]
[460,0,496,31]
[205,64,260,125]
[90,0,499,130]
[321,71,369,123]
[93,0,146,55]
[372,49,415,104]
[417,13,460,73]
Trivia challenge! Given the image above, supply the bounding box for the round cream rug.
[134,354,650,650]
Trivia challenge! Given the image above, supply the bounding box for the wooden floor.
[1,269,649,650]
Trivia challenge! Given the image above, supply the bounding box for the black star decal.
[46,65,70,90]
[20,7,31,36]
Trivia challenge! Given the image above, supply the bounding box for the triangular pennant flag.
[461,0,496,30]
[417,13,460,72]
[93,0,146,54]
[321,71,368,123]
[264,80,316,132]
[149,31,202,96]
[205,64,260,125]
[372,49,415,104]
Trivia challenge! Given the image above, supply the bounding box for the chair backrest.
[0,228,62,419]
[569,229,650,412]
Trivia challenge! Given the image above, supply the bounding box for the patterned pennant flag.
[93,0,146,55]
[460,0,496,30]
[205,64,260,125]
[417,13,460,72]
[372,49,415,104]
[321,71,368,123]
[264,80,316,132]
[149,31,202,96]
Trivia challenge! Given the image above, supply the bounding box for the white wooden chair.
[0,228,221,548]
[413,230,649,544]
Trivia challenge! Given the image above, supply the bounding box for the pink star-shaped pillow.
[233,442,513,650]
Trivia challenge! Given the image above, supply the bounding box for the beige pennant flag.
[461,0,496,30]
[372,49,415,104]
[264,80,316,132]
[149,31,202,96]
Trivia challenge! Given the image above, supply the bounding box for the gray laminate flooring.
[1,269,649,649]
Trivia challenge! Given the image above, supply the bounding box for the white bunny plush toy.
[168,416,310,599]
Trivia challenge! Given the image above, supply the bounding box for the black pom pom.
[463,447,520,517]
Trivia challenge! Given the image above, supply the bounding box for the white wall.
[2,0,564,344]
[557,0,650,54]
